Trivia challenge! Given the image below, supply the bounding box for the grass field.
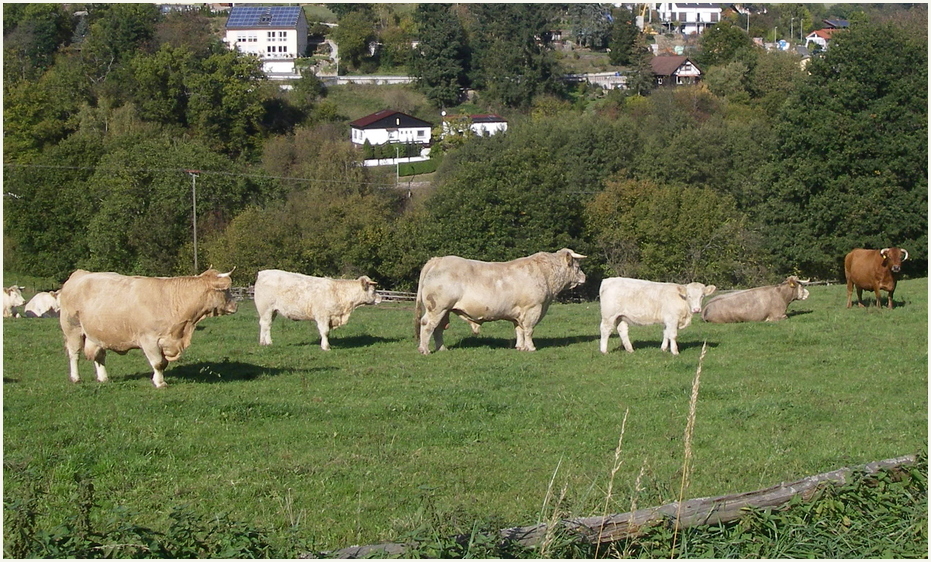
[3,278,927,554]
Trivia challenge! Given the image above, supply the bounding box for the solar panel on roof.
[226,6,301,28]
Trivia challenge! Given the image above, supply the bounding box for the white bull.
[415,249,587,354]
[24,290,60,318]
[599,277,716,355]
[254,270,380,350]
[58,269,238,388]
[3,285,25,317]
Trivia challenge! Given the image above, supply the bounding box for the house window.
[678,12,685,22]
[279,31,287,40]
[417,130,425,138]
[237,35,246,43]
[268,31,276,42]
[710,13,719,23]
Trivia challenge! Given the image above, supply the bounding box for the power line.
[2,163,413,190]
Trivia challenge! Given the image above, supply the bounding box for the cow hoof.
[154,382,168,389]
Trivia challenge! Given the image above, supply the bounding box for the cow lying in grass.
[701,276,810,323]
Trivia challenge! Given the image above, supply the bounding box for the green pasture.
[3,279,927,553]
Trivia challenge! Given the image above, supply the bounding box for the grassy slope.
[2,279,927,551]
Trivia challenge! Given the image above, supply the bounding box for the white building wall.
[472,122,508,136]
[352,127,432,146]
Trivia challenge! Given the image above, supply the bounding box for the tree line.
[3,4,927,295]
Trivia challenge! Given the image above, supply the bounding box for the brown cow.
[844,248,908,309]
[59,269,238,388]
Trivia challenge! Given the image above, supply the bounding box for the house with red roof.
[349,110,433,147]
[650,56,702,87]
[805,28,838,51]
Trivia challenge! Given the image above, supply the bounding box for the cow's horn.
[569,251,586,259]
[901,249,908,261]
[218,267,236,278]
[880,248,889,257]
[799,278,811,284]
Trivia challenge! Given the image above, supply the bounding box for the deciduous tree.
[754,21,928,277]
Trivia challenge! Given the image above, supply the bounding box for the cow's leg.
[66,346,82,383]
[140,341,169,388]
[316,318,331,351]
[513,320,524,350]
[85,341,109,382]
[661,323,679,355]
[258,308,276,346]
[873,288,883,308]
[886,289,895,309]
[845,282,854,308]
[63,325,85,383]
[517,307,544,351]
[599,316,618,354]
[618,320,634,353]
[856,287,865,307]
[418,309,448,354]
[518,324,537,351]
[433,311,450,351]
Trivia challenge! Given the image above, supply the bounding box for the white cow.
[415,249,587,354]
[254,270,381,350]
[599,277,716,355]
[3,285,25,317]
[24,290,61,318]
[59,269,238,388]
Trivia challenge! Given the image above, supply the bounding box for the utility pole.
[185,170,200,273]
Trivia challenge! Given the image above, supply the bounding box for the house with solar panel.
[224,5,308,78]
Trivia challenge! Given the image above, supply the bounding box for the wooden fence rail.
[313,454,918,559]
[230,287,416,303]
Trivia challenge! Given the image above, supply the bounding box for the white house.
[656,3,721,35]
[441,114,508,138]
[805,28,837,51]
[224,5,308,77]
[350,110,433,146]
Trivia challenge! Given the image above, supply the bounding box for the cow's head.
[880,248,908,274]
[559,248,587,289]
[784,276,810,301]
[5,286,25,307]
[359,276,381,305]
[200,269,238,316]
[681,283,716,314]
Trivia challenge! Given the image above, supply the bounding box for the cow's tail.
[413,258,434,339]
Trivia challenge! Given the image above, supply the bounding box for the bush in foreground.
[5,454,926,558]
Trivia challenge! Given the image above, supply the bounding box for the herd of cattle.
[3,246,909,388]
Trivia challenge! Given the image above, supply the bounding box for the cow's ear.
[677,286,688,299]
[704,285,716,295]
